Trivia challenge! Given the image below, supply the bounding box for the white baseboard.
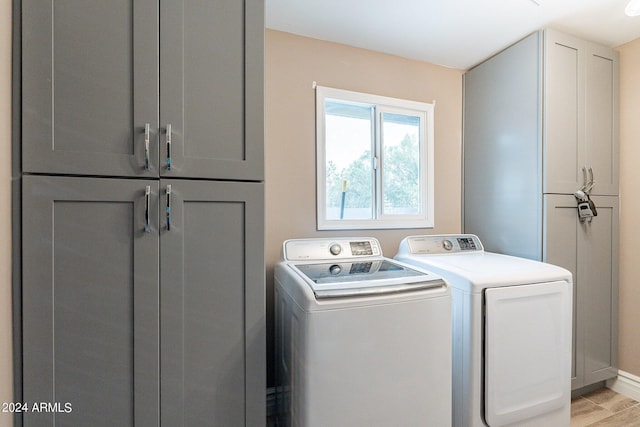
[606,370,640,402]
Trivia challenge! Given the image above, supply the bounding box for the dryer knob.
[329,243,342,256]
[443,239,454,251]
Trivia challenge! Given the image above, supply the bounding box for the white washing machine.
[274,237,452,427]
[395,234,572,427]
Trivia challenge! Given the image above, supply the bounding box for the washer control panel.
[283,238,382,261]
[403,234,484,255]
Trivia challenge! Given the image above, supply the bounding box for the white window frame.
[316,86,435,230]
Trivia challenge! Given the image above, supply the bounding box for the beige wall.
[264,29,463,382]
[616,37,640,378]
[1,0,13,426]
[265,29,463,265]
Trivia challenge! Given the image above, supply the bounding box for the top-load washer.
[395,234,572,427]
[275,237,452,427]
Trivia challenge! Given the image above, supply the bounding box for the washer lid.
[290,259,445,299]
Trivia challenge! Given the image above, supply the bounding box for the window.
[316,86,434,230]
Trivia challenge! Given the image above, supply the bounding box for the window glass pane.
[381,112,421,215]
[324,100,374,220]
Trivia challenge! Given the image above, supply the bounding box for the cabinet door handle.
[588,167,595,191]
[166,184,172,231]
[144,123,151,171]
[581,166,588,191]
[166,124,172,171]
[144,185,151,233]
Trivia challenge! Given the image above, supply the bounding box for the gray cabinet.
[544,30,619,196]
[19,1,265,424]
[21,176,265,426]
[22,175,160,427]
[22,0,264,181]
[463,29,619,392]
[544,195,619,389]
[19,0,265,424]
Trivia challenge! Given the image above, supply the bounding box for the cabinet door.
[582,196,619,384]
[22,176,159,427]
[160,180,265,426]
[22,0,159,176]
[585,46,619,196]
[160,0,264,180]
[544,194,619,390]
[543,194,582,389]
[544,30,586,194]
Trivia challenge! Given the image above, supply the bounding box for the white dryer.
[395,234,572,427]
[275,237,452,427]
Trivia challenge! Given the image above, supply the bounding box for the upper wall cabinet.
[544,30,619,196]
[22,0,264,181]
[22,0,159,177]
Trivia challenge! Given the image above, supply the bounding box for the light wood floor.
[269,386,639,426]
[572,388,640,426]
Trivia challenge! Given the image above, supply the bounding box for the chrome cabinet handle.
[588,167,595,192]
[166,184,172,231]
[144,123,150,171]
[166,124,172,171]
[144,185,151,233]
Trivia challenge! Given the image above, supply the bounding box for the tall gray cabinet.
[18,0,265,425]
[463,29,619,392]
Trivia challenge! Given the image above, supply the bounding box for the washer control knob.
[443,239,454,251]
[329,264,342,275]
[329,243,342,256]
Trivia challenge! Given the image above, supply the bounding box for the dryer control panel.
[402,234,484,255]
[283,238,382,261]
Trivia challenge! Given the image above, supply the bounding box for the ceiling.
[265,0,640,70]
